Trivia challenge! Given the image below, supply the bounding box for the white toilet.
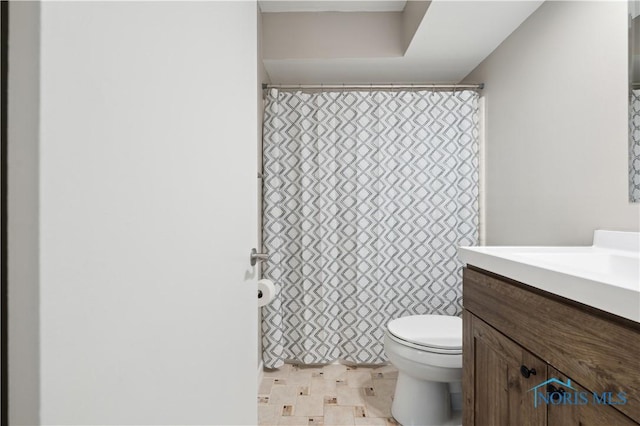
[384,315,463,426]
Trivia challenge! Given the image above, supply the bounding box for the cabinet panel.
[465,314,547,426]
[547,368,637,426]
[463,267,640,423]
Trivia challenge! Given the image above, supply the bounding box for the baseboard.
[257,360,264,384]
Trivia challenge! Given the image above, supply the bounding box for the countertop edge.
[458,247,640,324]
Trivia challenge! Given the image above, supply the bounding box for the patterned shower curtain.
[630,89,640,202]
[261,88,479,368]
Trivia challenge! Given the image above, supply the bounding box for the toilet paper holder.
[250,248,269,266]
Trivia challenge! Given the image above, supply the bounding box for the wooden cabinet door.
[547,368,638,426]
[463,312,547,426]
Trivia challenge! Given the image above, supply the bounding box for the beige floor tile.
[383,371,398,379]
[324,396,338,405]
[281,404,295,416]
[308,417,324,426]
[260,363,394,426]
[372,379,396,397]
[294,365,324,377]
[372,364,397,373]
[354,417,387,426]
[258,396,271,405]
[286,371,314,386]
[311,377,337,396]
[370,365,398,379]
[295,394,325,417]
[322,364,348,380]
[334,378,347,386]
[288,377,313,387]
[346,370,373,388]
[277,416,310,425]
[269,384,299,406]
[260,378,275,395]
[336,386,366,406]
[264,364,293,378]
[353,406,367,419]
[258,404,279,426]
[364,395,393,418]
[324,405,355,426]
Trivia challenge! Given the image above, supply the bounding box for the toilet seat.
[387,315,462,355]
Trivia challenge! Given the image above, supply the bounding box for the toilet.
[384,315,463,426]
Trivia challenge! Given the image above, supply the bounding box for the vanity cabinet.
[546,368,636,426]
[462,267,640,426]
[467,314,547,426]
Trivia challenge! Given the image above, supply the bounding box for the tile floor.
[258,363,400,426]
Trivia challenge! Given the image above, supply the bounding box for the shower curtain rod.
[262,83,484,91]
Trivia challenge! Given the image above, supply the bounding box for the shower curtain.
[261,88,479,368]
[630,89,640,202]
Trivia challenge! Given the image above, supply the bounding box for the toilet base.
[391,372,452,426]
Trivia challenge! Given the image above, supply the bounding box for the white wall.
[8,2,40,424]
[39,2,258,424]
[464,1,640,245]
[262,11,403,60]
[402,1,430,52]
[263,1,542,84]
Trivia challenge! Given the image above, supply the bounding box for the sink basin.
[509,251,638,289]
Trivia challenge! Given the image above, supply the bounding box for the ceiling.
[259,1,408,13]
[261,0,545,84]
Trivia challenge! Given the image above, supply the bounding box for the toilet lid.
[387,315,462,350]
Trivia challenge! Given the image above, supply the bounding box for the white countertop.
[458,230,640,323]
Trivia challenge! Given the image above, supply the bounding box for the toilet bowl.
[384,315,463,426]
